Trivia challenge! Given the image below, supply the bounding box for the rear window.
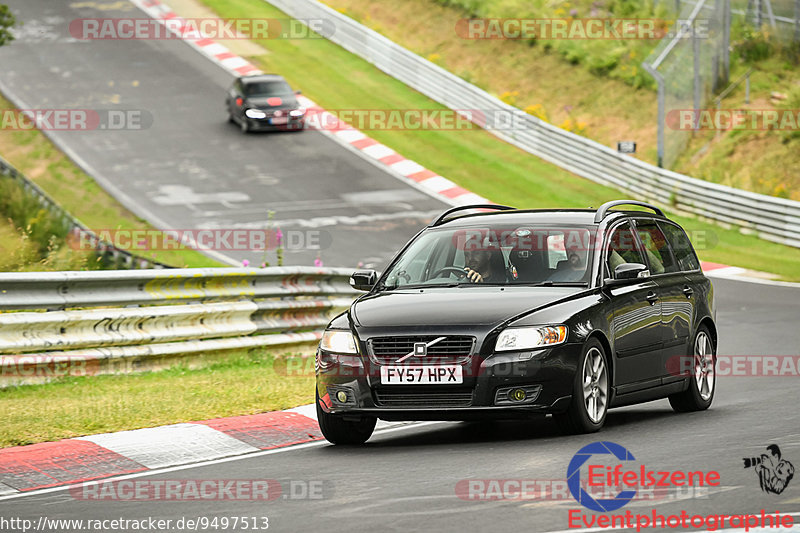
[244,80,293,97]
[658,222,701,272]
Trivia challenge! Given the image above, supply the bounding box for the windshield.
[243,81,294,97]
[379,223,596,289]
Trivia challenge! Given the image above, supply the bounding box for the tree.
[0,5,15,47]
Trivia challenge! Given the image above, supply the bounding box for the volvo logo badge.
[396,337,447,363]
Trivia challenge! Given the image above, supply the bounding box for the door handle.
[646,291,659,304]
[683,286,694,298]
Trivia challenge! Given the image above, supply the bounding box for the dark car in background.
[225,74,306,133]
[315,201,717,444]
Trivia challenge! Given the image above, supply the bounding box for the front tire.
[668,326,715,412]
[240,117,251,133]
[316,391,376,445]
[554,338,609,434]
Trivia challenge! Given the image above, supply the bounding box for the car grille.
[368,336,475,365]
[374,389,473,407]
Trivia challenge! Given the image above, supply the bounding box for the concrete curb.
[0,409,323,495]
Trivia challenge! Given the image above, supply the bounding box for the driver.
[464,248,505,283]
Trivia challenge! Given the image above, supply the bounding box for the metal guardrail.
[266,0,800,249]
[0,156,172,269]
[0,267,358,386]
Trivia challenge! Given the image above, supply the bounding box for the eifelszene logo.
[567,441,721,513]
[744,444,795,495]
[568,441,638,512]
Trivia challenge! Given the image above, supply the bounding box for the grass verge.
[322,0,800,201]
[0,349,315,448]
[194,0,800,279]
[0,94,222,269]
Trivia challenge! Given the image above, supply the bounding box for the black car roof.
[433,202,668,228]
[240,74,287,83]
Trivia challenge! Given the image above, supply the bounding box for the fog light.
[494,385,542,405]
[327,385,356,407]
[509,388,526,402]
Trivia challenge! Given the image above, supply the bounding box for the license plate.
[380,365,463,385]
[270,117,289,125]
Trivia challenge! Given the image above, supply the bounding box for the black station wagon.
[315,201,717,444]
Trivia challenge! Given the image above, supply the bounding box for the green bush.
[733,27,776,63]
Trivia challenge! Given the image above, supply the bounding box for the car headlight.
[320,330,358,354]
[245,108,267,119]
[289,108,306,117]
[495,325,567,352]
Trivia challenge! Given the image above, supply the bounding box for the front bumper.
[245,116,305,130]
[316,343,582,421]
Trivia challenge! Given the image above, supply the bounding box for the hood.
[246,95,299,109]
[352,286,584,328]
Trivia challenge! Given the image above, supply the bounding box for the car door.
[657,220,703,382]
[603,221,663,391]
[633,219,692,380]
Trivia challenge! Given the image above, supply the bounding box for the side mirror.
[605,263,649,285]
[350,270,377,291]
[295,90,302,95]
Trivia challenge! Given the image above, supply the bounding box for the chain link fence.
[646,0,799,168]
[644,0,731,169]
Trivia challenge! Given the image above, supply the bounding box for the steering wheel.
[430,266,469,280]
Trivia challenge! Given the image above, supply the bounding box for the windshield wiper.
[527,281,589,287]
[380,282,460,291]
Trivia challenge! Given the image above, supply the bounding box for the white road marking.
[151,185,250,207]
[361,143,396,160]
[196,210,444,230]
[419,176,457,193]
[390,159,426,176]
[76,423,259,469]
[333,129,367,143]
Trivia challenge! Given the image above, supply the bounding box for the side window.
[659,222,700,272]
[605,222,645,278]
[635,221,679,275]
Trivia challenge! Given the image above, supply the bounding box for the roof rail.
[430,204,516,227]
[594,200,664,223]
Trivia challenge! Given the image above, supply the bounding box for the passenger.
[549,247,588,282]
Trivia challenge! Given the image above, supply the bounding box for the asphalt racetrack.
[0,0,798,531]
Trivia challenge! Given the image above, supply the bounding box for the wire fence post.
[643,63,666,168]
[693,26,701,132]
